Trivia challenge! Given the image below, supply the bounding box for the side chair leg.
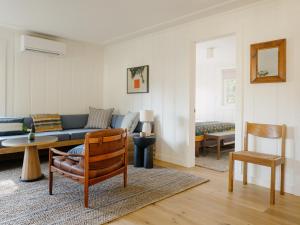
[280,163,285,195]
[270,165,276,205]
[228,152,234,192]
[243,162,248,185]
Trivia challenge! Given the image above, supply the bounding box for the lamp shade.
[140,110,154,122]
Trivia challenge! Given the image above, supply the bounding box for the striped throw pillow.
[121,112,139,133]
[0,118,27,136]
[31,114,63,133]
[85,107,114,129]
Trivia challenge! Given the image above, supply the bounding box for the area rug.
[0,162,208,225]
[195,149,233,172]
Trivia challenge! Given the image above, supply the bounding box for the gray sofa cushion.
[61,114,89,130]
[111,115,125,128]
[68,129,101,140]
[0,134,28,146]
[35,130,70,141]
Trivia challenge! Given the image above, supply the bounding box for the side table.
[133,135,156,168]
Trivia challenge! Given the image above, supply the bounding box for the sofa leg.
[84,183,89,208]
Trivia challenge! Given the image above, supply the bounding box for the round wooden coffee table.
[2,136,58,182]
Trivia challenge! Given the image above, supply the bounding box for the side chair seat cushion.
[53,156,123,179]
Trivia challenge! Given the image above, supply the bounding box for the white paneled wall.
[0,27,103,116]
[103,0,300,195]
[195,35,236,123]
[0,39,6,115]
[103,30,192,166]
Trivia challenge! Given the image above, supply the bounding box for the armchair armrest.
[50,148,84,158]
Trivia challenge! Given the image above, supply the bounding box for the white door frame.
[187,32,244,168]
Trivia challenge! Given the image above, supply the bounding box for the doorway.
[194,35,237,171]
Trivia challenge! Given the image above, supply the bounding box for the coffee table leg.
[21,146,44,182]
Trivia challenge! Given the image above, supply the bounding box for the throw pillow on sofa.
[31,114,63,133]
[68,144,84,161]
[0,118,27,136]
[85,107,114,129]
[121,112,139,133]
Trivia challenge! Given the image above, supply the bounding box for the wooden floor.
[109,160,300,225]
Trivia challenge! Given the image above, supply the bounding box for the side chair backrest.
[244,122,286,157]
[83,129,128,173]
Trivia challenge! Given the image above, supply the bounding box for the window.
[222,68,236,106]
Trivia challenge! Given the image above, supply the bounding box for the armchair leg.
[124,168,127,187]
[84,183,89,208]
[49,171,53,195]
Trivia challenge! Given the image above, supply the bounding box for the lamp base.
[142,122,152,136]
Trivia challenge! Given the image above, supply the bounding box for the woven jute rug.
[0,162,208,225]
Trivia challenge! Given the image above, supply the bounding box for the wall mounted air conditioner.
[20,35,66,55]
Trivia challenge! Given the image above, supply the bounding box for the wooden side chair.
[228,122,286,204]
[49,128,128,208]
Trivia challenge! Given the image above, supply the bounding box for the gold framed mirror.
[250,39,286,83]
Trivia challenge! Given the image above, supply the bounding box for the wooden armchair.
[49,128,128,208]
[228,122,286,204]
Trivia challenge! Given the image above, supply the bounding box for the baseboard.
[155,153,189,167]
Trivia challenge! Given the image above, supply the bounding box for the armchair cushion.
[53,156,83,176]
[53,156,123,178]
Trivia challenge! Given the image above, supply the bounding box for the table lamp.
[140,110,154,136]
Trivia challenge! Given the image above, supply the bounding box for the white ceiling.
[0,0,260,45]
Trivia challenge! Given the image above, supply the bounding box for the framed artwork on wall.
[127,65,149,94]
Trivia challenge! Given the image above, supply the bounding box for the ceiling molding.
[102,0,260,46]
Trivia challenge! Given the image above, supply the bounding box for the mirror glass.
[257,47,279,77]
